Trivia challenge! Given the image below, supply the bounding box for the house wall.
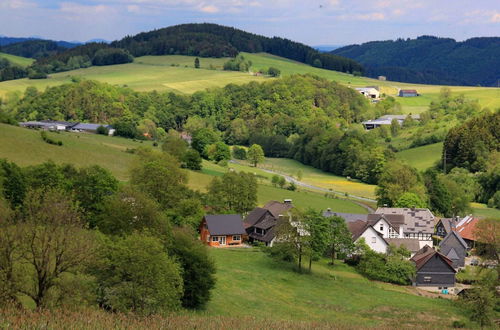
[207,234,243,247]
[415,255,455,287]
[357,227,387,253]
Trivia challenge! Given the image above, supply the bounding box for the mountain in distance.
[314,45,343,52]
[86,38,110,44]
[331,35,500,86]
[0,36,81,48]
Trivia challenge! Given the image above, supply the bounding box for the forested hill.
[110,23,364,74]
[0,40,71,59]
[331,36,500,86]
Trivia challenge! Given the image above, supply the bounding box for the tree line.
[332,35,500,86]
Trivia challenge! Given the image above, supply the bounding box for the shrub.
[40,131,63,146]
[356,250,415,285]
[232,146,247,160]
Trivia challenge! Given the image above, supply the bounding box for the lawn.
[396,142,443,171]
[201,248,466,327]
[0,52,34,67]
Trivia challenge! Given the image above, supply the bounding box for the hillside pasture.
[396,142,443,171]
[0,52,34,67]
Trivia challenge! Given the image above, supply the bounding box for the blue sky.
[1,0,499,45]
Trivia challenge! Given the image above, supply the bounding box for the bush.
[182,149,202,170]
[232,146,247,160]
[167,228,216,309]
[40,131,63,146]
[92,48,133,66]
[356,250,415,285]
[96,125,109,135]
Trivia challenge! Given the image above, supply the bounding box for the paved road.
[231,160,377,212]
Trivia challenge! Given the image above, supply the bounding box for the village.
[199,198,488,296]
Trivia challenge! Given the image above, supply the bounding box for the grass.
[0,55,266,98]
[0,123,152,181]
[0,124,364,212]
[1,53,498,115]
[254,157,377,199]
[396,142,443,171]
[0,248,469,328]
[470,203,500,219]
[0,52,34,67]
[201,248,466,327]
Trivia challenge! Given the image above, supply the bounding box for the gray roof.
[263,201,293,218]
[71,123,110,130]
[385,238,421,253]
[375,208,435,234]
[323,211,368,223]
[446,248,459,260]
[440,231,468,250]
[367,213,405,232]
[244,208,271,228]
[204,214,246,236]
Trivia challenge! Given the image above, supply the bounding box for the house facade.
[411,246,456,287]
[439,231,467,268]
[355,87,380,100]
[244,200,293,247]
[348,220,388,253]
[362,114,420,130]
[200,214,246,247]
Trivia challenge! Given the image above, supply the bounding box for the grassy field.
[0,124,365,213]
[470,203,500,219]
[396,142,443,171]
[251,157,377,199]
[0,52,34,67]
[0,55,266,98]
[201,248,466,327]
[0,248,470,328]
[0,53,498,115]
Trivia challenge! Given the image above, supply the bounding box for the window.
[372,237,376,243]
[212,236,218,242]
[379,224,384,231]
[424,276,432,283]
[233,235,241,241]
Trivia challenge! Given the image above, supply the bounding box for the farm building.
[378,76,386,81]
[361,114,420,130]
[199,214,246,247]
[244,200,293,246]
[411,246,456,288]
[19,120,75,131]
[355,87,380,99]
[399,89,419,97]
[438,231,468,268]
[435,215,479,249]
[20,120,115,136]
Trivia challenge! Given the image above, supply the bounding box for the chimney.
[327,207,331,212]
[284,199,292,205]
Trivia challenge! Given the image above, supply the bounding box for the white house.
[355,87,380,100]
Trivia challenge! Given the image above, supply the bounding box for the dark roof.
[437,218,454,234]
[347,220,375,241]
[254,217,277,230]
[244,208,271,228]
[385,238,420,253]
[400,89,418,93]
[446,248,459,260]
[440,231,468,250]
[263,201,293,218]
[249,226,275,243]
[375,208,435,234]
[323,210,368,222]
[71,123,110,130]
[411,245,455,272]
[367,213,404,232]
[204,214,246,236]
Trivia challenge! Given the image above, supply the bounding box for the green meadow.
[0,52,34,67]
[0,123,365,213]
[1,53,498,115]
[396,142,443,171]
[201,248,466,328]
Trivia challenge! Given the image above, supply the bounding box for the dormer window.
[379,224,384,231]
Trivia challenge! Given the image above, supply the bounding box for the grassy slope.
[0,53,498,114]
[396,142,443,171]
[0,123,365,213]
[0,56,265,98]
[0,52,34,67]
[202,248,465,327]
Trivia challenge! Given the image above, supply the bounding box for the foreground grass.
[202,248,465,328]
[0,248,468,328]
[0,52,34,67]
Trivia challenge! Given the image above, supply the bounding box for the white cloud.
[198,4,219,13]
[60,2,112,14]
[490,12,500,23]
[126,4,140,13]
[340,12,385,21]
[0,0,36,9]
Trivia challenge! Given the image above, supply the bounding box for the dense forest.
[0,36,79,48]
[0,40,70,59]
[332,36,500,86]
[111,23,363,74]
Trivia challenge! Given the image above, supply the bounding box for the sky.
[0,0,499,46]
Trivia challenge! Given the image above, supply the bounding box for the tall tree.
[376,161,426,206]
[247,144,265,167]
[207,172,257,213]
[326,216,354,265]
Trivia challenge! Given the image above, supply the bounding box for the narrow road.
[230,160,377,212]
